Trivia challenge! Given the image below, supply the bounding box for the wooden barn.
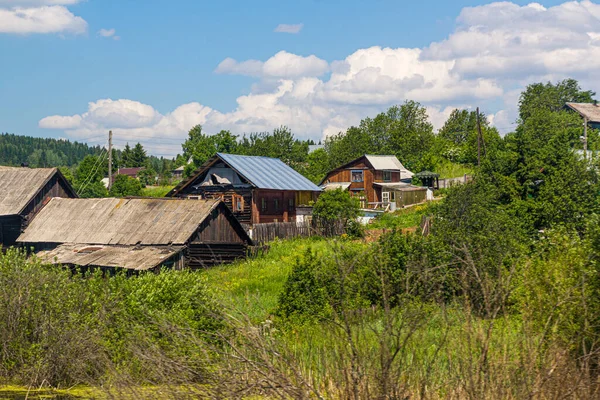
[17,197,252,271]
[0,167,76,248]
[167,153,322,225]
[320,155,415,209]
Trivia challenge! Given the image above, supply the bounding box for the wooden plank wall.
[187,243,247,268]
[252,221,346,244]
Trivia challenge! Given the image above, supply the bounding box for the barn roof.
[18,197,222,246]
[169,153,321,195]
[35,244,182,271]
[566,102,600,123]
[0,167,72,217]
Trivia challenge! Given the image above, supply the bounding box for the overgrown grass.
[141,185,174,197]
[367,203,430,230]
[201,237,342,321]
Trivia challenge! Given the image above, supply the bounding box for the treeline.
[0,133,103,167]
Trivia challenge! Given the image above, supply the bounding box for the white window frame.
[382,192,390,203]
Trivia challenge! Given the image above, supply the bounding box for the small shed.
[0,167,76,248]
[415,171,440,189]
[17,197,252,271]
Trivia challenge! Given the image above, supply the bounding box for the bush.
[313,189,360,235]
[0,249,222,386]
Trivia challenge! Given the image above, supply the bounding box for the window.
[274,198,280,212]
[235,196,244,212]
[261,198,267,212]
[288,198,294,211]
[382,192,390,203]
[383,170,392,182]
[351,170,364,182]
[390,191,396,202]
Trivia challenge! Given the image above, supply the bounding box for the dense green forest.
[0,133,103,167]
[2,79,600,399]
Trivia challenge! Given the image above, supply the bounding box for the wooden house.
[167,153,322,225]
[320,155,418,209]
[0,167,76,248]
[17,197,252,271]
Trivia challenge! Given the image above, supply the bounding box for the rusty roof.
[18,197,221,246]
[0,167,65,216]
[566,102,600,123]
[35,244,182,271]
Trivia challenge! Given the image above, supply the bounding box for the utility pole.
[476,107,482,167]
[584,116,588,159]
[108,130,113,189]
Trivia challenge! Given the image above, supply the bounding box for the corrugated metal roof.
[216,153,322,191]
[365,155,414,178]
[0,167,58,216]
[35,244,182,271]
[566,103,600,123]
[18,197,221,245]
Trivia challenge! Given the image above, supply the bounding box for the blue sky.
[0,0,598,156]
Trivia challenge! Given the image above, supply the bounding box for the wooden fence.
[251,220,346,244]
[438,175,471,189]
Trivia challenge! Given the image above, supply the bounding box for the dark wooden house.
[167,153,322,225]
[0,167,76,248]
[320,155,415,209]
[17,197,252,271]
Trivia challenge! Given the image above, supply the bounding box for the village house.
[320,155,427,210]
[17,197,252,271]
[167,153,322,225]
[0,167,76,248]
[117,167,145,179]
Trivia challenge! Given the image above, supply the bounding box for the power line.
[76,144,108,196]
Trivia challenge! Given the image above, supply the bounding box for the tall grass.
[140,185,174,197]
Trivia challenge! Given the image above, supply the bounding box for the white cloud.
[274,23,303,34]
[97,27,119,40]
[0,1,81,5]
[0,1,86,34]
[40,1,600,155]
[216,51,329,78]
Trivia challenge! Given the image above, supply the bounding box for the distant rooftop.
[566,102,600,123]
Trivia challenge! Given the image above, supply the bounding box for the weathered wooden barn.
[17,197,252,271]
[320,155,416,209]
[0,167,76,248]
[167,153,322,225]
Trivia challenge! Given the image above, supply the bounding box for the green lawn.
[433,161,474,179]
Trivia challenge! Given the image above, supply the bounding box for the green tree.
[109,174,143,197]
[131,143,148,168]
[313,189,361,235]
[519,78,595,122]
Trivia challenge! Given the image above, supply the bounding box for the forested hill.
[0,133,102,167]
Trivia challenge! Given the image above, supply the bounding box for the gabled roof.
[319,155,414,185]
[169,153,321,196]
[364,155,412,175]
[566,102,600,123]
[0,167,75,217]
[17,197,230,246]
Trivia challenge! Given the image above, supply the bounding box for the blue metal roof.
[217,153,321,191]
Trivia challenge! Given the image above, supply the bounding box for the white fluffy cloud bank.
[40,1,600,156]
[0,0,86,34]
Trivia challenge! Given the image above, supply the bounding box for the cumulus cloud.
[40,1,600,155]
[0,0,86,34]
[274,23,303,34]
[216,51,329,78]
